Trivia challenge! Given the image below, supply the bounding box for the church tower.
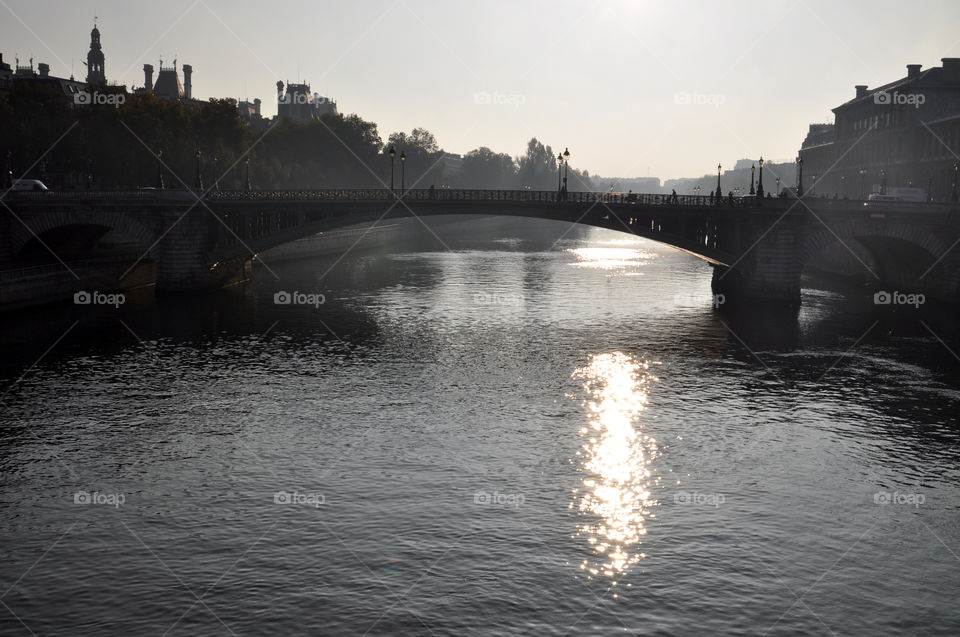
[85,21,105,85]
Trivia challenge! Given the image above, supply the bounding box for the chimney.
[906,64,922,79]
[182,64,192,100]
[143,64,154,92]
[942,58,960,83]
[38,62,49,78]
[855,85,868,98]
[254,97,261,117]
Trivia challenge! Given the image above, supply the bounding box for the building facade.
[1,22,112,102]
[798,58,960,201]
[276,81,338,122]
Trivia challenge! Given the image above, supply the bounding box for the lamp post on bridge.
[563,147,570,200]
[775,176,781,196]
[716,163,722,202]
[859,167,866,200]
[557,153,563,199]
[952,162,958,203]
[797,156,804,197]
[4,150,12,189]
[156,150,165,190]
[840,174,845,198]
[880,168,887,195]
[750,163,755,195]
[388,145,396,194]
[245,157,251,191]
[400,151,406,194]
[194,149,203,190]
[757,156,765,200]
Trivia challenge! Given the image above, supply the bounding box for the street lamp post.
[776,176,781,196]
[716,163,722,202]
[880,168,887,195]
[400,151,406,194]
[756,157,764,200]
[750,164,756,195]
[388,145,396,193]
[563,148,570,200]
[557,153,563,197]
[859,167,866,199]
[952,162,958,203]
[245,157,251,191]
[195,149,203,190]
[156,150,164,189]
[797,157,804,197]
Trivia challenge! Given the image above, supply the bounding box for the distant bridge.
[3,188,960,306]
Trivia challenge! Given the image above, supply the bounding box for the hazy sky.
[3,0,959,180]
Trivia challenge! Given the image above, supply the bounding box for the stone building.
[798,58,960,200]
[5,56,88,102]
[275,81,337,122]
[134,60,205,106]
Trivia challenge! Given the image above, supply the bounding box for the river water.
[1,216,958,636]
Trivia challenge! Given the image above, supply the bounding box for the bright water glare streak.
[571,352,660,593]
[568,245,657,271]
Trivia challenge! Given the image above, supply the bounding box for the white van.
[11,179,49,191]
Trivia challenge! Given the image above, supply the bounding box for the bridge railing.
[203,188,755,207]
[2,189,196,202]
[12,188,951,212]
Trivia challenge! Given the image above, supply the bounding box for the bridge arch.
[797,220,950,293]
[10,211,158,260]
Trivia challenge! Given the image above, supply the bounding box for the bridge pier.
[711,216,802,307]
[154,207,249,292]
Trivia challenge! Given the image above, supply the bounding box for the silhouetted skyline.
[2,0,959,179]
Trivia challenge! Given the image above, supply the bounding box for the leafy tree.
[385,127,443,189]
[459,147,517,189]
[516,137,559,190]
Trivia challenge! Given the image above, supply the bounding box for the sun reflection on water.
[568,246,656,270]
[571,352,659,586]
